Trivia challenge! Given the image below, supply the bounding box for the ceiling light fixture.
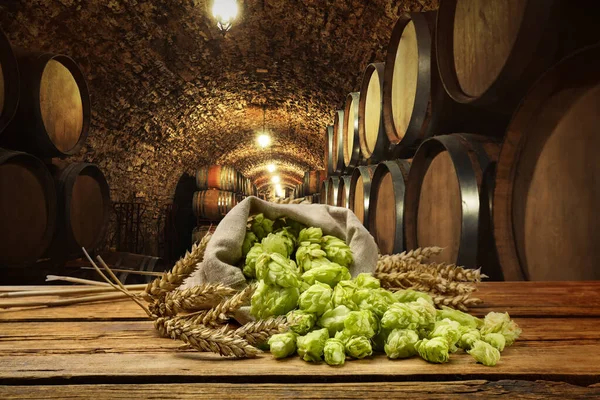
[271,175,281,184]
[256,105,271,148]
[212,0,238,34]
[267,164,276,173]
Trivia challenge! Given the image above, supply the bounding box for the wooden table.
[1,282,600,399]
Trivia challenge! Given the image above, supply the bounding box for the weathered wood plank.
[1,380,599,399]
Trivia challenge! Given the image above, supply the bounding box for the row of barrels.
[295,170,327,198]
[321,39,600,281]
[195,165,257,196]
[0,149,110,266]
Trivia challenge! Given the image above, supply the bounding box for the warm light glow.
[271,175,281,184]
[257,134,271,148]
[267,164,277,173]
[212,0,238,32]
[274,183,285,198]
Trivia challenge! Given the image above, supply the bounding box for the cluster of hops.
[241,215,521,367]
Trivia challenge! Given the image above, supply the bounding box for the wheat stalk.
[389,247,444,263]
[188,284,255,327]
[152,283,238,317]
[428,263,487,283]
[233,316,288,345]
[431,294,483,312]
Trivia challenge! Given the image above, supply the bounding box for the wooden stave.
[342,92,363,170]
[332,110,346,174]
[303,170,326,196]
[319,180,329,205]
[358,63,390,163]
[325,125,334,176]
[192,190,237,221]
[326,176,340,206]
[493,44,600,281]
[349,165,377,228]
[0,148,57,265]
[195,165,237,192]
[404,134,499,268]
[368,159,411,254]
[1,50,91,157]
[0,29,19,136]
[337,175,352,208]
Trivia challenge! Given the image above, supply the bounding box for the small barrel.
[494,44,600,281]
[368,160,410,255]
[349,165,376,228]
[359,63,390,163]
[196,165,237,192]
[325,125,334,176]
[319,180,329,205]
[0,29,19,135]
[192,190,237,221]
[303,170,326,195]
[326,176,340,206]
[1,50,91,157]
[343,92,362,171]
[0,149,56,265]
[332,110,346,174]
[404,134,500,269]
[51,162,111,256]
[336,175,352,208]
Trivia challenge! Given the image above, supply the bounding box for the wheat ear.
[152,283,238,317]
[234,316,288,345]
[431,294,483,312]
[188,284,256,327]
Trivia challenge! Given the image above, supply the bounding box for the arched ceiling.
[0,0,437,197]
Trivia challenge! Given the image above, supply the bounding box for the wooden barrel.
[325,125,334,176]
[303,170,326,195]
[0,149,56,265]
[0,29,19,135]
[494,45,600,281]
[436,0,600,112]
[337,175,352,208]
[368,160,410,255]
[1,50,91,157]
[349,165,376,227]
[332,110,345,174]
[359,63,390,163]
[192,190,237,221]
[319,180,329,205]
[343,92,362,170]
[51,163,111,256]
[326,176,340,206]
[196,165,237,192]
[404,134,500,269]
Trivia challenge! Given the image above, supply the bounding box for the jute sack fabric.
[182,196,378,300]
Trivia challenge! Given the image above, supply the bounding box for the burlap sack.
[181,196,379,321]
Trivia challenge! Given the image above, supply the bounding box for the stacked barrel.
[0,28,110,266]
[318,1,600,281]
[193,165,255,221]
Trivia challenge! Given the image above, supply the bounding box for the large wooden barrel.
[1,50,91,157]
[303,170,326,196]
[0,149,56,265]
[51,163,111,256]
[494,45,600,281]
[359,63,390,163]
[332,110,345,174]
[336,175,352,208]
[0,29,19,135]
[319,180,329,205]
[349,165,376,227]
[326,176,340,206]
[404,134,500,270]
[368,160,410,255]
[436,0,600,112]
[196,165,237,192]
[192,190,237,221]
[325,125,334,176]
[343,92,362,171]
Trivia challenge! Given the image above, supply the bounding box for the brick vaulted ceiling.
[0,0,436,200]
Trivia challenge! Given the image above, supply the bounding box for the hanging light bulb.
[212,0,239,33]
[257,134,271,148]
[271,175,281,184]
[267,163,276,173]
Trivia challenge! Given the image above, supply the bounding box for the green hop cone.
[243,243,263,279]
[393,289,434,305]
[345,336,373,359]
[262,232,294,258]
[302,259,351,287]
[297,328,329,362]
[268,331,297,359]
[429,318,462,352]
[298,227,323,244]
[384,329,419,359]
[483,333,506,352]
[480,312,521,346]
[458,328,481,350]
[318,305,351,336]
[299,280,311,293]
[332,280,358,310]
[353,288,396,318]
[381,297,435,332]
[415,337,450,364]
[323,338,346,366]
[436,306,482,329]
[321,235,353,267]
[468,340,501,367]
[250,281,300,319]
[343,310,375,339]
[295,243,327,272]
[255,253,300,288]
[286,309,316,335]
[242,231,258,257]
[250,213,274,240]
[354,273,380,289]
[298,282,333,316]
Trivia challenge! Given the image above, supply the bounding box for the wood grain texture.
[364,71,381,155]
[71,174,105,248]
[391,19,418,140]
